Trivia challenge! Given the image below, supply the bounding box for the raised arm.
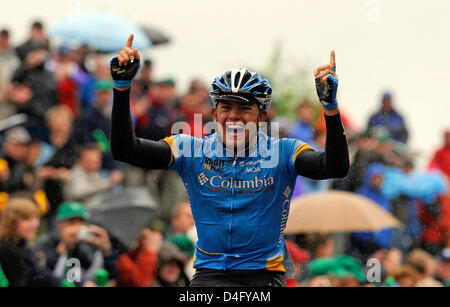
[110,34,173,170]
[295,50,349,179]
[295,113,349,179]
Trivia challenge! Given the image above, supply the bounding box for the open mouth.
[226,123,245,134]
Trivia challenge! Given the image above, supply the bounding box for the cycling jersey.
[162,132,313,272]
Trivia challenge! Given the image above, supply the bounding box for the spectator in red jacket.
[429,130,450,179]
[285,240,310,287]
[428,130,450,248]
[116,229,162,287]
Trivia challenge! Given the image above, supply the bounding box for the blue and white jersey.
[162,132,312,272]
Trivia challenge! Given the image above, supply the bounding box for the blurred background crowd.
[0,20,449,288]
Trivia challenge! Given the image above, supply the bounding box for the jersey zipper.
[227,156,239,269]
[226,145,248,268]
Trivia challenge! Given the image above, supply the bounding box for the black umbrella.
[88,187,157,250]
[142,26,171,46]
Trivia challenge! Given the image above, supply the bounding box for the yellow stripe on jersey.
[161,136,178,158]
[197,247,221,256]
[293,143,314,161]
[266,255,285,272]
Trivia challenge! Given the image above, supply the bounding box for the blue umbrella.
[51,11,151,53]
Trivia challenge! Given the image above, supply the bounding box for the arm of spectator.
[116,249,158,287]
[52,252,69,279]
[36,166,55,180]
[83,249,105,283]
[84,225,112,257]
[109,170,124,186]
[55,168,72,181]
[116,229,162,287]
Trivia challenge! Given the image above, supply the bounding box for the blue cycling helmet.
[210,68,272,111]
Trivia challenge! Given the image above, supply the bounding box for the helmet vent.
[234,72,241,88]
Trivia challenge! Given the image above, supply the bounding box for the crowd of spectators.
[0,21,448,287]
[283,92,449,287]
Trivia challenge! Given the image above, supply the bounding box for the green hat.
[96,80,113,91]
[157,77,176,86]
[310,255,366,283]
[56,202,88,221]
[310,257,340,276]
[95,269,109,287]
[168,234,195,257]
[335,255,366,283]
[60,280,76,287]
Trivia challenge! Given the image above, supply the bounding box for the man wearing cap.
[0,127,33,194]
[33,201,118,284]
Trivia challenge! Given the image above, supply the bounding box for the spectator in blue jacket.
[288,101,315,145]
[351,163,394,256]
[367,92,409,144]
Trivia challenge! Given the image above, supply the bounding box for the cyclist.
[110,35,349,287]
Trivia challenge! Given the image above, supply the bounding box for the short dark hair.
[78,143,101,159]
[0,29,9,37]
[31,21,44,30]
[305,233,333,255]
[144,59,153,67]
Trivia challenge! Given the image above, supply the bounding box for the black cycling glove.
[110,56,141,88]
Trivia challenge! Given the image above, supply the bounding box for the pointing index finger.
[126,34,134,48]
[330,50,336,72]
